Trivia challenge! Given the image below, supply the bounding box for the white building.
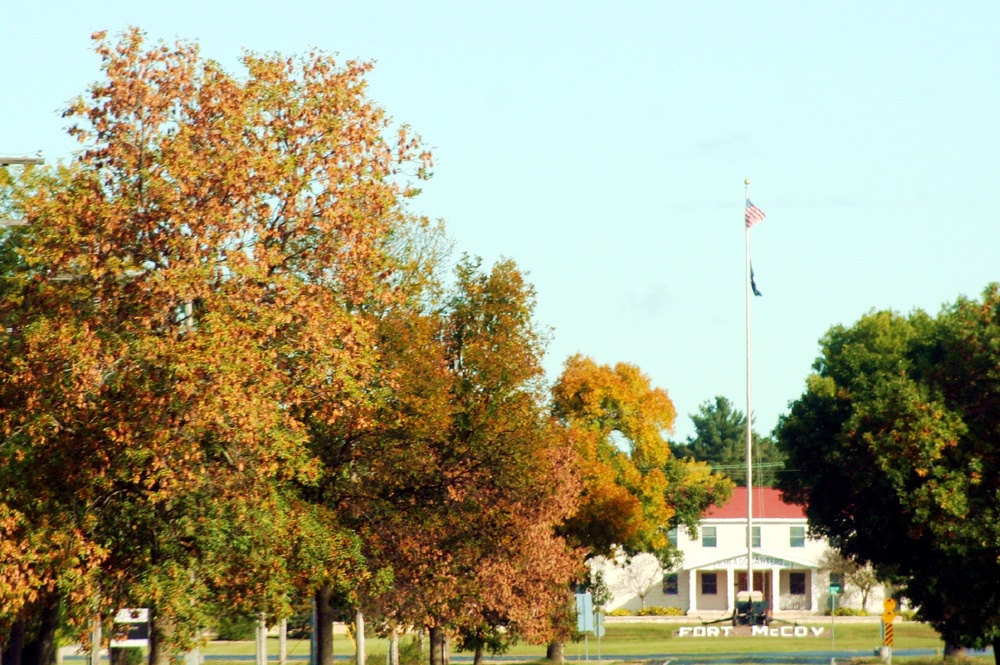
[598,487,883,617]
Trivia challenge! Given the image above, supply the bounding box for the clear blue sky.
[5,1,1000,441]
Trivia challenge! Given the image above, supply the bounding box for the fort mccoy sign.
[677,625,826,638]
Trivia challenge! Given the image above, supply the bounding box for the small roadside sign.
[882,599,896,648]
[111,608,150,648]
[575,593,594,633]
[883,598,896,624]
[883,621,895,647]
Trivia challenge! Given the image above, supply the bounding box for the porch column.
[770,567,781,611]
[725,568,735,611]
[688,569,698,612]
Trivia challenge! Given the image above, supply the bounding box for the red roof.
[703,487,806,520]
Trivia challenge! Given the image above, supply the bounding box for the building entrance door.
[737,571,772,606]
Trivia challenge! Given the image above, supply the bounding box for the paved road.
[65,647,995,664]
[188,649,952,663]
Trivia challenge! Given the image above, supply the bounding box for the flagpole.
[744,179,754,597]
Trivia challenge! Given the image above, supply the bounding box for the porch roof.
[680,548,819,572]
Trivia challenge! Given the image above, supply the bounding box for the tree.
[0,27,430,661]
[342,257,581,665]
[776,284,1000,661]
[670,396,784,487]
[553,356,732,564]
[609,552,662,611]
[818,549,879,613]
[548,356,731,659]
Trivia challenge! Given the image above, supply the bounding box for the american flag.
[745,200,766,228]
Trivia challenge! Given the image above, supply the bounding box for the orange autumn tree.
[297,219,454,665]
[548,355,732,659]
[0,162,106,665]
[343,257,581,665]
[0,27,430,662]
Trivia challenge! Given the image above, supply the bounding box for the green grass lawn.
[576,620,942,656]
[202,620,950,660]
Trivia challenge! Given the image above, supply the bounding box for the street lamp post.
[0,156,44,166]
[1,154,44,227]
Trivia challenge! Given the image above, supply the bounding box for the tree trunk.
[314,587,336,665]
[9,595,60,665]
[944,643,967,659]
[3,619,26,665]
[428,627,448,665]
[279,618,287,665]
[992,636,1000,665]
[472,645,483,665]
[545,641,564,663]
[110,650,131,665]
[354,611,365,665]
[149,610,177,665]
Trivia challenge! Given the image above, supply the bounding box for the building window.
[702,572,718,595]
[790,572,806,595]
[663,573,679,595]
[746,525,761,548]
[702,526,717,548]
[790,526,805,548]
[667,527,678,547]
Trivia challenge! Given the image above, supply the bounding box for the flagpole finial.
[744,179,750,185]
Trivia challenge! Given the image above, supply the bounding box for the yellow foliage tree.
[553,354,732,562]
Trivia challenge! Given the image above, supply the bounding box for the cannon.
[732,590,770,626]
[700,590,773,628]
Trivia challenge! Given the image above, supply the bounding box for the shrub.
[636,606,684,616]
[109,648,145,665]
[827,607,869,617]
[607,608,632,616]
[398,636,426,665]
[213,613,258,640]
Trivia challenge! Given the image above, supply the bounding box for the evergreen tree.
[671,396,783,486]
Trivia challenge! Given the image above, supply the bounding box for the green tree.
[671,396,784,487]
[777,284,1000,660]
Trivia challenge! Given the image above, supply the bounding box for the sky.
[4,1,1000,442]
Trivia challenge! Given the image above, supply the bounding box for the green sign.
[829,583,842,595]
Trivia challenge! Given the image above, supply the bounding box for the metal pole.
[256,613,267,665]
[280,618,287,665]
[832,592,837,652]
[355,611,365,665]
[744,179,754,595]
